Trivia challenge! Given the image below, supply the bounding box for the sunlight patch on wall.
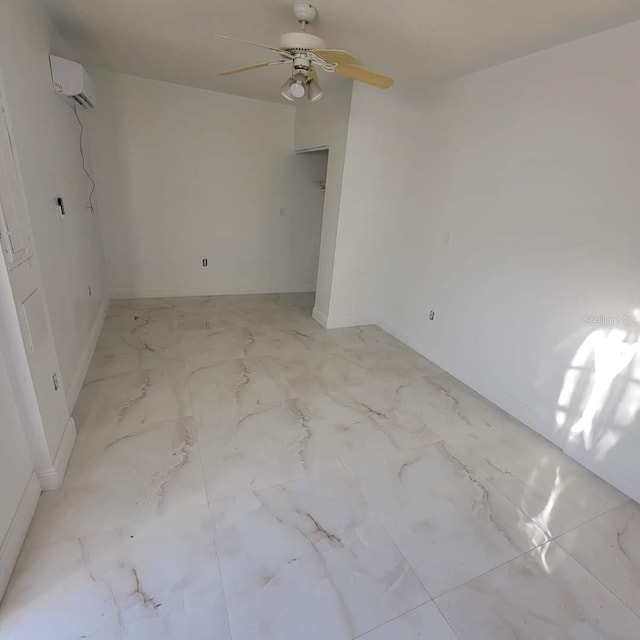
[557,318,640,462]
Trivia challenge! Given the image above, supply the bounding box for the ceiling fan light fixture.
[289,73,307,99]
[281,73,307,101]
[307,78,323,102]
[280,77,295,101]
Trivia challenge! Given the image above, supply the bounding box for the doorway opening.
[294,148,328,312]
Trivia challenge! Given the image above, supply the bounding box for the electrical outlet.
[279,206,286,216]
[429,310,435,320]
[202,258,208,267]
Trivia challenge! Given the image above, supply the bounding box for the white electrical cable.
[73,104,96,215]
[307,51,337,72]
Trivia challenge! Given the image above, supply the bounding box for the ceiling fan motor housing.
[278,31,326,52]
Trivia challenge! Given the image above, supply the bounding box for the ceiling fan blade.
[213,34,286,55]
[219,61,286,76]
[334,64,394,89]
[311,49,361,65]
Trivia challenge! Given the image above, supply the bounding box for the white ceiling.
[42,0,640,103]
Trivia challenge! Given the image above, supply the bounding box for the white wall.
[0,0,108,406]
[329,21,640,500]
[89,71,327,298]
[294,78,353,325]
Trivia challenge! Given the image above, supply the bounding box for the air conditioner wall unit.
[49,55,96,108]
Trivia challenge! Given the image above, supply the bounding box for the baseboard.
[565,445,640,505]
[112,287,317,299]
[0,473,40,600]
[65,296,108,410]
[36,416,76,491]
[312,306,373,329]
[325,314,374,329]
[312,306,329,327]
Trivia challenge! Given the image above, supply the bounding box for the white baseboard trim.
[36,416,76,491]
[65,297,109,411]
[313,307,373,329]
[565,445,640,505]
[112,287,316,299]
[327,314,373,329]
[0,472,40,600]
[312,306,329,327]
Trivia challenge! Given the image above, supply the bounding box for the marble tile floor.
[1,292,639,639]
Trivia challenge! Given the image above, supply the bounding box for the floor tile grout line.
[550,497,631,542]
[431,537,551,602]
[350,598,435,640]
[343,477,437,637]
[553,501,640,622]
[183,340,236,638]
[431,596,462,640]
[191,421,235,640]
[557,540,640,623]
[428,511,640,622]
[363,529,437,632]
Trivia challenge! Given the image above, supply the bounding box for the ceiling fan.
[215,2,394,102]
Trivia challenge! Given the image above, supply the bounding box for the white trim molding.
[112,287,317,299]
[65,296,108,410]
[312,306,329,327]
[35,416,76,491]
[0,472,40,598]
[313,308,373,329]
